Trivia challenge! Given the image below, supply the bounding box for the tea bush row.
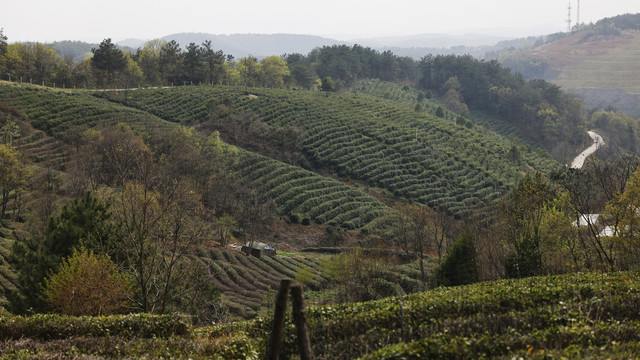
[93,85,561,219]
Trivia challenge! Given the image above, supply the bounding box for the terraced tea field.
[0,83,393,230]
[94,85,561,220]
[192,247,428,317]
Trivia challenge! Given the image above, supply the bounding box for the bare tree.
[553,154,639,270]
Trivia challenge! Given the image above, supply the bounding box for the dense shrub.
[0,313,190,340]
[435,230,478,286]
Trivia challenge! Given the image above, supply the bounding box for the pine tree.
[436,230,478,286]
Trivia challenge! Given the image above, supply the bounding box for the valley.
[1,11,640,358]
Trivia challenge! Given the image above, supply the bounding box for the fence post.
[268,279,292,360]
[291,284,314,360]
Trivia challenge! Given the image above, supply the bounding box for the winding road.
[570,131,604,169]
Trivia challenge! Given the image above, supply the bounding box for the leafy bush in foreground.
[252,271,640,359]
[0,313,189,340]
[3,272,640,359]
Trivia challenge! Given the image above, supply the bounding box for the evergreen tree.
[91,38,126,85]
[10,192,115,312]
[0,28,7,74]
[435,230,477,286]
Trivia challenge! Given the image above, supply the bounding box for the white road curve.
[570,131,604,169]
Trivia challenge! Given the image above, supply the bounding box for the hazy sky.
[2,0,640,43]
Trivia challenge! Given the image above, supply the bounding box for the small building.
[599,226,617,237]
[572,214,600,227]
[599,225,630,238]
[242,241,276,258]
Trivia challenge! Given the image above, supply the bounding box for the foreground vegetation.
[1,271,639,359]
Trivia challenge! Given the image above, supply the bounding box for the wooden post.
[268,279,292,360]
[291,284,314,360]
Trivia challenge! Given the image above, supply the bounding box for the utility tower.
[577,0,581,26]
[566,2,572,32]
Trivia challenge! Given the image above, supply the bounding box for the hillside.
[0,83,392,231]
[498,14,640,116]
[0,81,564,316]
[2,271,640,358]
[0,82,444,314]
[93,85,560,222]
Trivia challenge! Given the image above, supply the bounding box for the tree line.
[1,29,598,161]
[0,33,294,90]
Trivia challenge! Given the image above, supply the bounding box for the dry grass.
[531,30,640,94]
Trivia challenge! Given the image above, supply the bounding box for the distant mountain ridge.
[352,33,510,48]
[160,33,345,58]
[116,32,517,60]
[47,40,136,62]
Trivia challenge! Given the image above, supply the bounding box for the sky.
[2,0,640,43]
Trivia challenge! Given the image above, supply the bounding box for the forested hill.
[93,84,560,221]
[497,13,640,116]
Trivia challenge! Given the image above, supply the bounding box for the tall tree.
[119,52,144,89]
[104,181,211,313]
[6,43,60,84]
[184,42,204,83]
[394,205,433,282]
[606,163,640,270]
[260,55,290,88]
[0,144,28,220]
[91,38,126,85]
[0,28,6,56]
[553,156,639,270]
[201,40,225,85]
[0,28,7,74]
[436,230,478,286]
[159,40,182,84]
[137,39,165,85]
[238,56,260,87]
[10,192,115,312]
[500,173,556,278]
[68,124,153,189]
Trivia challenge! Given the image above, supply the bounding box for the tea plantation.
[0,83,394,230]
[2,271,639,359]
[93,85,561,221]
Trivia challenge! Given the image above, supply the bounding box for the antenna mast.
[566,2,572,32]
[577,0,580,26]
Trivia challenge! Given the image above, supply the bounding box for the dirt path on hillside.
[570,131,604,169]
